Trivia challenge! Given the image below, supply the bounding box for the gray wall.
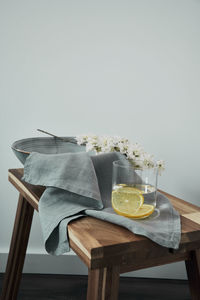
[0,0,199,279]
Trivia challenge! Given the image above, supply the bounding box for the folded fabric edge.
[85,209,181,250]
[45,214,86,256]
[22,152,102,202]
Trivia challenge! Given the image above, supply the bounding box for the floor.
[0,273,191,300]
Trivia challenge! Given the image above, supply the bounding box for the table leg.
[87,265,120,300]
[1,194,34,300]
[185,249,200,300]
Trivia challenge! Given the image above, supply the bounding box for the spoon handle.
[37,129,77,143]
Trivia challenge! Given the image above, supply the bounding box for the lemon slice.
[117,184,143,194]
[112,189,144,217]
[129,204,155,219]
[122,186,143,194]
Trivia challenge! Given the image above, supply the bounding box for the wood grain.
[68,213,200,269]
[8,169,44,211]
[1,195,34,300]
[87,266,120,300]
[185,249,200,300]
[183,212,200,225]
[159,189,200,214]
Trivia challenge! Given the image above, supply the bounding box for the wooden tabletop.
[8,168,200,272]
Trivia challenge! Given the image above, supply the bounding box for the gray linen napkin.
[22,151,181,255]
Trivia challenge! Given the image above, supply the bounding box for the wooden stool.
[1,168,200,300]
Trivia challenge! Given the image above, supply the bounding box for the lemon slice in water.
[112,188,144,217]
[129,204,155,219]
[118,184,143,194]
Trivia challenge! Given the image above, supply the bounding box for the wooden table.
[1,169,200,300]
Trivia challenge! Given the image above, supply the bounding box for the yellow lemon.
[129,204,155,219]
[112,188,144,217]
[118,184,143,194]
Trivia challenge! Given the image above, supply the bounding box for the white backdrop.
[0,0,199,279]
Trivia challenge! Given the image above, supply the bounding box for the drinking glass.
[112,160,158,217]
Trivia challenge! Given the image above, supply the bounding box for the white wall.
[0,0,199,279]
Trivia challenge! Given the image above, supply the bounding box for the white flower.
[85,135,101,153]
[129,158,145,169]
[76,134,89,145]
[142,152,155,168]
[126,143,143,160]
[86,142,96,152]
[75,134,165,174]
[118,139,130,154]
[156,160,165,175]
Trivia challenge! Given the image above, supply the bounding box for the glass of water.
[112,160,158,218]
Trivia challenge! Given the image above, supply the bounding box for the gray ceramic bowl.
[11,137,86,165]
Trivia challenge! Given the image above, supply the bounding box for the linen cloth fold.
[22,151,181,255]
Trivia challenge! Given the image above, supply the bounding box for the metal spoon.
[37,129,77,143]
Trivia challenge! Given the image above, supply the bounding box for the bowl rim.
[11,136,77,155]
